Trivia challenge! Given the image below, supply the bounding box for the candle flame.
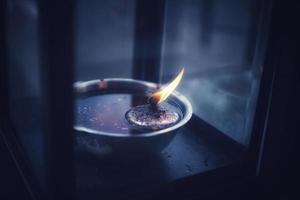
[149,68,184,104]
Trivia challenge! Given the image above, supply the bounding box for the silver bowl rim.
[74,78,193,138]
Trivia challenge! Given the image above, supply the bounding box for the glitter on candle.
[125,103,181,131]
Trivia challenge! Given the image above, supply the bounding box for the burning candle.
[149,68,184,104]
[125,69,185,131]
[74,70,192,155]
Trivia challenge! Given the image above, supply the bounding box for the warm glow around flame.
[150,68,184,104]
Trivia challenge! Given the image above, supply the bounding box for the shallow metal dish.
[74,78,192,157]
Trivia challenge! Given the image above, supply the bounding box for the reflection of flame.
[149,68,184,104]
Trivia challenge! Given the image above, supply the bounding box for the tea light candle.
[125,69,184,131]
[125,103,181,130]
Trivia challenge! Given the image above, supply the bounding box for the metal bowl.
[74,78,192,157]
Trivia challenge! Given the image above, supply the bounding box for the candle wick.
[149,102,158,112]
[148,96,157,105]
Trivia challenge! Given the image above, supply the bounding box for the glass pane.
[73,0,271,199]
[6,0,46,188]
[75,0,135,81]
[161,0,266,145]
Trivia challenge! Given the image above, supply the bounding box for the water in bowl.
[75,94,182,134]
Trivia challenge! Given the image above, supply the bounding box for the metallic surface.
[74,79,192,156]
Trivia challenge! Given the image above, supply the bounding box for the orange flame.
[149,68,184,104]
